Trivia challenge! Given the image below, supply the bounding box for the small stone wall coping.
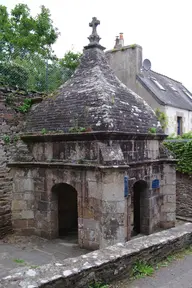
[1,223,192,288]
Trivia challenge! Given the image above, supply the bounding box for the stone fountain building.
[9,17,176,250]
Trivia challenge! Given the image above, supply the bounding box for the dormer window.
[183,89,192,100]
[150,77,166,91]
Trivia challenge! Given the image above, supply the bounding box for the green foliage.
[17,98,32,113]
[130,44,136,49]
[167,131,192,140]
[13,135,20,143]
[131,260,154,279]
[41,128,48,135]
[155,108,168,131]
[148,127,157,134]
[60,51,82,72]
[164,137,192,174]
[2,135,10,144]
[13,259,25,264]
[0,61,29,88]
[0,4,82,92]
[69,127,92,133]
[0,4,59,59]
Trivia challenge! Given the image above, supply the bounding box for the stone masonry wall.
[176,172,192,218]
[1,223,192,288]
[0,86,43,238]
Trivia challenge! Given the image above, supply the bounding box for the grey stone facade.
[9,137,176,249]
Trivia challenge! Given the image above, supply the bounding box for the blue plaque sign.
[124,176,129,197]
[152,179,160,189]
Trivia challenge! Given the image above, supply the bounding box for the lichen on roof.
[25,17,163,135]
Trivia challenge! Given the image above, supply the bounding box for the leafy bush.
[167,131,192,140]
[164,137,192,174]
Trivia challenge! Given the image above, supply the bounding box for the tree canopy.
[0,4,59,59]
[0,4,81,92]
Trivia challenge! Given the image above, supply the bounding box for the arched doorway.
[52,183,78,239]
[132,180,148,236]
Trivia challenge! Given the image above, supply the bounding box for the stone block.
[161,203,176,213]
[88,181,102,199]
[103,182,124,201]
[12,200,27,211]
[166,213,175,222]
[13,219,28,229]
[20,228,35,236]
[160,221,175,229]
[12,212,21,220]
[167,195,176,203]
[27,219,35,228]
[24,193,35,201]
[164,185,176,195]
[101,200,125,214]
[21,210,34,219]
[37,201,49,211]
[83,219,99,230]
[14,178,34,192]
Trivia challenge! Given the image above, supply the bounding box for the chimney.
[119,33,124,47]
[114,36,119,48]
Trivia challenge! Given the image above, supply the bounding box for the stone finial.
[88,17,101,44]
[84,17,105,50]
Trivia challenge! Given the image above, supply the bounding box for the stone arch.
[132,180,148,235]
[51,183,78,239]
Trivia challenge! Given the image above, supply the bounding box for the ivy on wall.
[164,133,192,174]
[155,109,168,131]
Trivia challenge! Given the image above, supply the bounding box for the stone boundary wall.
[176,172,192,218]
[0,86,43,238]
[1,223,192,288]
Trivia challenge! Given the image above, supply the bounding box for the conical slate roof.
[25,18,163,134]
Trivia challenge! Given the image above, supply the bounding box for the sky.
[1,0,192,91]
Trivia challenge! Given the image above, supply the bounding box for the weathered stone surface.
[25,32,163,134]
[0,223,192,288]
[6,19,176,250]
[0,87,44,238]
[176,172,192,217]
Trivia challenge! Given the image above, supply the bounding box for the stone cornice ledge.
[20,131,167,143]
[1,223,192,288]
[7,162,130,170]
[7,158,176,169]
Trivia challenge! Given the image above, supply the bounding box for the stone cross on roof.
[89,17,100,36]
[85,17,105,50]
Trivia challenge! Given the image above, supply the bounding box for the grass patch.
[13,259,25,264]
[131,260,154,279]
[13,259,40,269]
[30,265,40,269]
[131,246,192,280]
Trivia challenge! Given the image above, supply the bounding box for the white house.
[106,34,192,136]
